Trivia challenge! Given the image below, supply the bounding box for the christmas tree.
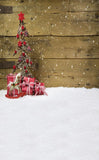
[13,12,33,78]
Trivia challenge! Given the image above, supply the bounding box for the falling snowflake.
[71,65,73,69]
[60,32,63,35]
[65,15,68,19]
[48,6,51,9]
[35,16,37,19]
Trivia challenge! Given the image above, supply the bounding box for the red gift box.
[7,73,22,96]
[22,77,35,95]
[35,81,48,96]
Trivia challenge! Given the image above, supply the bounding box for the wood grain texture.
[0,5,13,14]
[0,60,15,69]
[0,11,99,36]
[0,0,99,88]
[0,75,99,89]
[0,36,99,58]
[0,59,99,89]
[0,59,99,76]
[0,0,99,12]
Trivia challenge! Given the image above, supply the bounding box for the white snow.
[0,87,99,160]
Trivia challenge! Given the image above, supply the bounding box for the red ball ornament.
[22,52,25,56]
[15,50,17,54]
[16,34,19,38]
[26,59,29,63]
[21,26,24,30]
[30,61,32,65]
[25,70,28,73]
[23,41,26,46]
[24,66,26,70]
[13,65,16,70]
[18,41,22,47]
[21,32,23,35]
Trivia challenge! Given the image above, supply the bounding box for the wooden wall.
[0,0,99,89]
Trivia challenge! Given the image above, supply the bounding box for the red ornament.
[30,61,32,65]
[22,52,25,56]
[15,50,17,54]
[21,26,24,30]
[24,66,26,70]
[21,32,23,35]
[18,41,22,47]
[16,34,19,38]
[26,59,29,63]
[23,41,26,45]
[13,65,16,70]
[18,12,24,22]
[25,70,28,73]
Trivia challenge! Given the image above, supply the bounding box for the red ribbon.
[22,77,35,95]
[35,81,48,96]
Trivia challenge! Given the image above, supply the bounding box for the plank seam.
[0,35,99,38]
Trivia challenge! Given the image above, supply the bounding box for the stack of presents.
[6,73,47,99]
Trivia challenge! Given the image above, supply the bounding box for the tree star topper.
[18,12,24,22]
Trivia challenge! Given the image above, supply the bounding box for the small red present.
[21,77,35,95]
[7,73,22,96]
[35,81,48,96]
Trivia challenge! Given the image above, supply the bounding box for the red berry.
[22,52,25,56]
[30,61,32,65]
[16,34,19,38]
[18,41,22,47]
[24,66,26,70]
[21,25,24,30]
[23,41,26,45]
[26,59,29,63]
[21,32,23,35]
[13,65,16,70]
[25,70,28,73]
[15,50,17,54]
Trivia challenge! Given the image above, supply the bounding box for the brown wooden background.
[0,0,99,89]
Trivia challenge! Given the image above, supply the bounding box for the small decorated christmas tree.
[5,12,47,99]
[13,12,33,78]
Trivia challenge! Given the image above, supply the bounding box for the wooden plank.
[0,58,99,89]
[0,11,99,36]
[0,78,7,89]
[0,36,99,59]
[0,59,15,69]
[0,5,13,14]
[0,74,99,89]
[0,0,98,12]
[0,58,99,77]
[69,0,99,12]
[0,0,69,13]
[40,76,99,88]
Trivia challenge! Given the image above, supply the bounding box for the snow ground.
[0,87,99,160]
